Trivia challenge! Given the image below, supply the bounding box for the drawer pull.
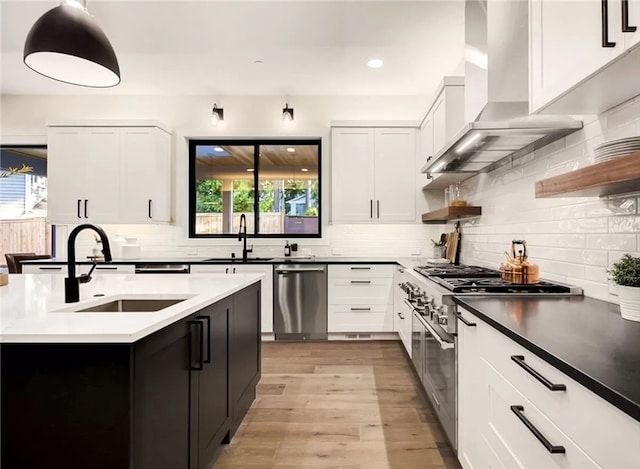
[350,267,371,270]
[510,405,566,454]
[96,266,118,270]
[350,307,371,311]
[350,280,371,284]
[511,355,566,391]
[39,267,62,271]
[455,311,476,327]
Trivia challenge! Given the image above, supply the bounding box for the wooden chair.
[5,253,52,273]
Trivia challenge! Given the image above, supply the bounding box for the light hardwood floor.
[213,340,462,469]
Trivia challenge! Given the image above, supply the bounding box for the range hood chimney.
[422,0,582,177]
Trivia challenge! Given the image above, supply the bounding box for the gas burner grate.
[438,277,574,294]
[414,264,501,278]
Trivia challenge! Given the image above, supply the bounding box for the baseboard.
[327,332,399,341]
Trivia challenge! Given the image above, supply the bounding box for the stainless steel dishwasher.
[274,264,327,341]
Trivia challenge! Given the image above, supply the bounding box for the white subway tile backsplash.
[459,95,640,302]
[586,234,637,251]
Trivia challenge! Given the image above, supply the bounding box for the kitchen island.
[0,273,262,469]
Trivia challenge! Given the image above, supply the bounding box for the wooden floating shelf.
[535,151,640,198]
[421,206,482,224]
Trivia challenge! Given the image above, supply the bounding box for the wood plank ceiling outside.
[195,144,318,181]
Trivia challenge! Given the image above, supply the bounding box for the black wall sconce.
[211,104,224,126]
[282,103,294,123]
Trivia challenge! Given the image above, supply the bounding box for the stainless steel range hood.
[422,0,582,178]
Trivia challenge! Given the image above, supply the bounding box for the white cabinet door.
[120,128,171,223]
[530,0,624,112]
[431,95,447,157]
[331,128,375,222]
[47,128,89,223]
[373,128,416,222]
[625,0,640,48]
[84,128,121,222]
[457,307,486,469]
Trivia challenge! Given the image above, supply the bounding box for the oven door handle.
[416,313,454,350]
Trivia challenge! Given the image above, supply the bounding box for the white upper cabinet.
[331,127,416,223]
[47,124,172,224]
[418,77,465,191]
[530,0,640,114]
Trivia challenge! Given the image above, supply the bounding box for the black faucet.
[238,214,253,262]
[65,224,112,303]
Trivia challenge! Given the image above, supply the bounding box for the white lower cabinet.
[190,264,273,334]
[327,264,394,333]
[457,306,640,469]
[392,266,412,356]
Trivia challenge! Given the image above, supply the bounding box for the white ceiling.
[0,0,465,96]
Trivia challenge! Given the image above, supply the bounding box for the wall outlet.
[332,248,343,256]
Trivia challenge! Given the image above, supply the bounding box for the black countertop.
[454,296,640,422]
[21,257,402,265]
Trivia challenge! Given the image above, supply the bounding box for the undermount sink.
[203,257,273,262]
[55,295,194,313]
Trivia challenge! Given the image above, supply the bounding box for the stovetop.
[414,264,501,278]
[413,263,582,295]
[435,277,577,294]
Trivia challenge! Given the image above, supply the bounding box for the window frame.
[188,138,322,238]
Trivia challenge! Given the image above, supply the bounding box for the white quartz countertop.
[0,273,262,343]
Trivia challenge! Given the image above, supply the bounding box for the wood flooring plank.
[213,341,461,469]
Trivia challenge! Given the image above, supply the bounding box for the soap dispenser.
[284,241,291,257]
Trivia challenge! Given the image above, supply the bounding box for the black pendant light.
[23,1,120,88]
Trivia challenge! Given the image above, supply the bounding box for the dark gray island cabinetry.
[1,282,261,469]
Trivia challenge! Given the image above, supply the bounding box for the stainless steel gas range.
[400,263,582,451]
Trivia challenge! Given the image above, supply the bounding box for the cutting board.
[446,231,459,263]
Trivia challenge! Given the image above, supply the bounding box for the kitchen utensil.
[499,240,539,284]
[446,231,459,263]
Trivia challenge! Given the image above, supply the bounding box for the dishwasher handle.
[275,267,326,274]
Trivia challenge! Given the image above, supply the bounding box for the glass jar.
[444,187,450,207]
[448,184,467,207]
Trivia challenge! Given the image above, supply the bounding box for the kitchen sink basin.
[55,295,194,313]
[203,257,273,262]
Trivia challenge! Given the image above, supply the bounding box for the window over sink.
[188,139,321,238]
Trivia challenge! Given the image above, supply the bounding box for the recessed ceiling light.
[301,168,309,172]
[214,146,224,152]
[367,58,383,69]
[287,147,296,153]
[246,168,254,172]
[254,60,264,65]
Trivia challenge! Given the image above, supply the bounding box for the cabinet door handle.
[510,405,566,454]
[376,200,380,219]
[602,0,616,47]
[148,199,153,218]
[96,266,118,270]
[232,267,236,274]
[622,0,637,31]
[189,320,204,371]
[195,315,211,364]
[511,355,566,391]
[39,267,62,271]
[397,312,405,319]
[77,199,82,218]
[84,199,88,218]
[350,307,371,311]
[455,311,476,327]
[350,280,371,284]
[225,267,229,274]
[370,200,373,219]
[350,266,371,270]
